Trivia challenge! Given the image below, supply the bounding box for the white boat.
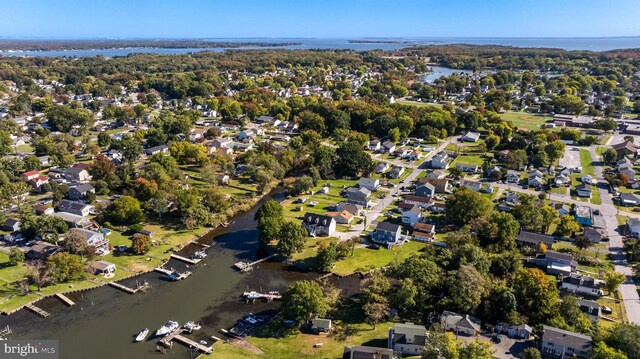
[183,321,201,332]
[135,328,149,342]
[155,321,179,336]
[192,250,207,260]
[243,291,261,300]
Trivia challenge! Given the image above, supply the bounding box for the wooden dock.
[170,253,200,265]
[242,291,282,301]
[54,293,75,306]
[159,330,212,354]
[108,281,150,294]
[25,304,50,318]
[234,254,277,272]
[154,267,173,275]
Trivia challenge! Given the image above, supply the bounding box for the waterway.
[1,37,639,57]
[0,193,352,359]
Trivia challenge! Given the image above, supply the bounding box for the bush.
[129,224,144,233]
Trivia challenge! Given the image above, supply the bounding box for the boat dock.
[108,281,150,294]
[234,254,277,272]
[170,253,200,265]
[154,267,173,275]
[242,291,282,301]
[25,304,50,318]
[54,293,75,306]
[159,330,212,354]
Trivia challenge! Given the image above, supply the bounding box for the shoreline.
[0,185,276,316]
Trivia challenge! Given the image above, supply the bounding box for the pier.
[170,253,200,265]
[25,304,50,318]
[234,254,277,272]
[108,280,150,294]
[54,293,75,306]
[159,329,212,354]
[242,291,282,302]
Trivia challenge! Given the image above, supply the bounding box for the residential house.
[516,230,555,249]
[326,210,354,224]
[346,188,373,208]
[26,241,62,260]
[387,323,427,356]
[578,299,601,322]
[612,140,638,158]
[342,345,394,359]
[367,139,381,151]
[554,174,570,187]
[403,195,434,209]
[371,222,403,247]
[575,183,592,198]
[21,170,40,181]
[581,174,593,184]
[528,170,545,188]
[430,202,446,213]
[620,193,640,207]
[583,227,606,243]
[51,212,91,228]
[401,205,422,226]
[65,166,91,182]
[57,199,93,217]
[335,202,361,216]
[551,202,571,216]
[536,251,577,276]
[455,163,479,173]
[382,141,396,154]
[68,184,95,201]
[302,213,336,237]
[574,205,592,226]
[145,145,169,156]
[496,323,533,339]
[2,218,20,232]
[37,156,50,167]
[425,170,447,180]
[462,131,481,142]
[418,178,452,193]
[431,152,450,169]
[90,260,116,275]
[413,222,435,242]
[358,177,379,191]
[440,311,482,336]
[376,162,390,173]
[28,175,49,192]
[505,170,520,183]
[310,318,332,334]
[415,183,436,198]
[68,228,109,254]
[541,325,593,358]
[388,166,404,179]
[627,218,640,238]
[33,205,54,215]
[618,163,636,178]
[237,129,256,142]
[560,273,604,297]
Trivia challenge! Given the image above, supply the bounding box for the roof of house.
[464,132,480,140]
[376,221,401,233]
[342,346,394,359]
[311,318,332,329]
[326,210,354,220]
[612,141,638,153]
[441,311,481,332]
[517,230,555,246]
[90,260,115,271]
[542,325,593,351]
[392,323,427,346]
[414,222,434,232]
[544,250,575,262]
[57,199,92,212]
[303,213,335,227]
[3,218,20,227]
[71,183,94,193]
[404,195,434,204]
[563,273,598,288]
[628,217,640,227]
[576,183,592,192]
[578,299,601,317]
[403,205,421,215]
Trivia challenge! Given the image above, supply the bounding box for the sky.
[1,0,639,39]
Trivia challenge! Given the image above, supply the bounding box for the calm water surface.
[0,198,322,359]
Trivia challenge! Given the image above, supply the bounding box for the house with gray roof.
[342,345,394,359]
[536,251,577,276]
[560,273,603,297]
[346,187,373,208]
[441,311,481,336]
[301,213,336,237]
[541,325,593,358]
[371,222,402,247]
[517,230,555,249]
[388,323,426,356]
[496,322,532,339]
[68,183,95,201]
[57,199,93,217]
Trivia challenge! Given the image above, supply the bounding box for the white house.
[441,311,481,336]
[561,273,604,297]
[358,177,379,191]
[462,132,480,142]
[401,205,422,226]
[431,152,450,169]
[627,218,640,238]
[301,213,336,237]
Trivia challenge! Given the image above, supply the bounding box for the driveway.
[559,145,581,170]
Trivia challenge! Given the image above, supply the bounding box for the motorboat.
[192,250,207,260]
[155,321,179,336]
[135,328,149,342]
[183,321,201,332]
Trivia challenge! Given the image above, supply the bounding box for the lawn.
[332,241,427,275]
[396,99,443,108]
[579,149,595,176]
[451,154,485,167]
[281,179,360,222]
[206,320,394,359]
[499,111,548,131]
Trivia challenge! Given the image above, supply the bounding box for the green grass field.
[332,241,427,275]
[396,99,443,108]
[451,154,485,167]
[499,111,548,131]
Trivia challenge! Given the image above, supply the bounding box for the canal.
[0,195,318,358]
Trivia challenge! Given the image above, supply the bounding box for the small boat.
[155,321,179,336]
[183,321,201,332]
[220,222,229,228]
[135,328,149,342]
[192,250,207,260]
[243,291,261,300]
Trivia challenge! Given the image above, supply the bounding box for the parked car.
[492,334,503,343]
[601,306,613,315]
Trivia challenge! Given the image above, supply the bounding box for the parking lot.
[559,145,581,170]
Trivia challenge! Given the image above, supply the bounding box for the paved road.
[588,147,640,324]
[332,138,454,241]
